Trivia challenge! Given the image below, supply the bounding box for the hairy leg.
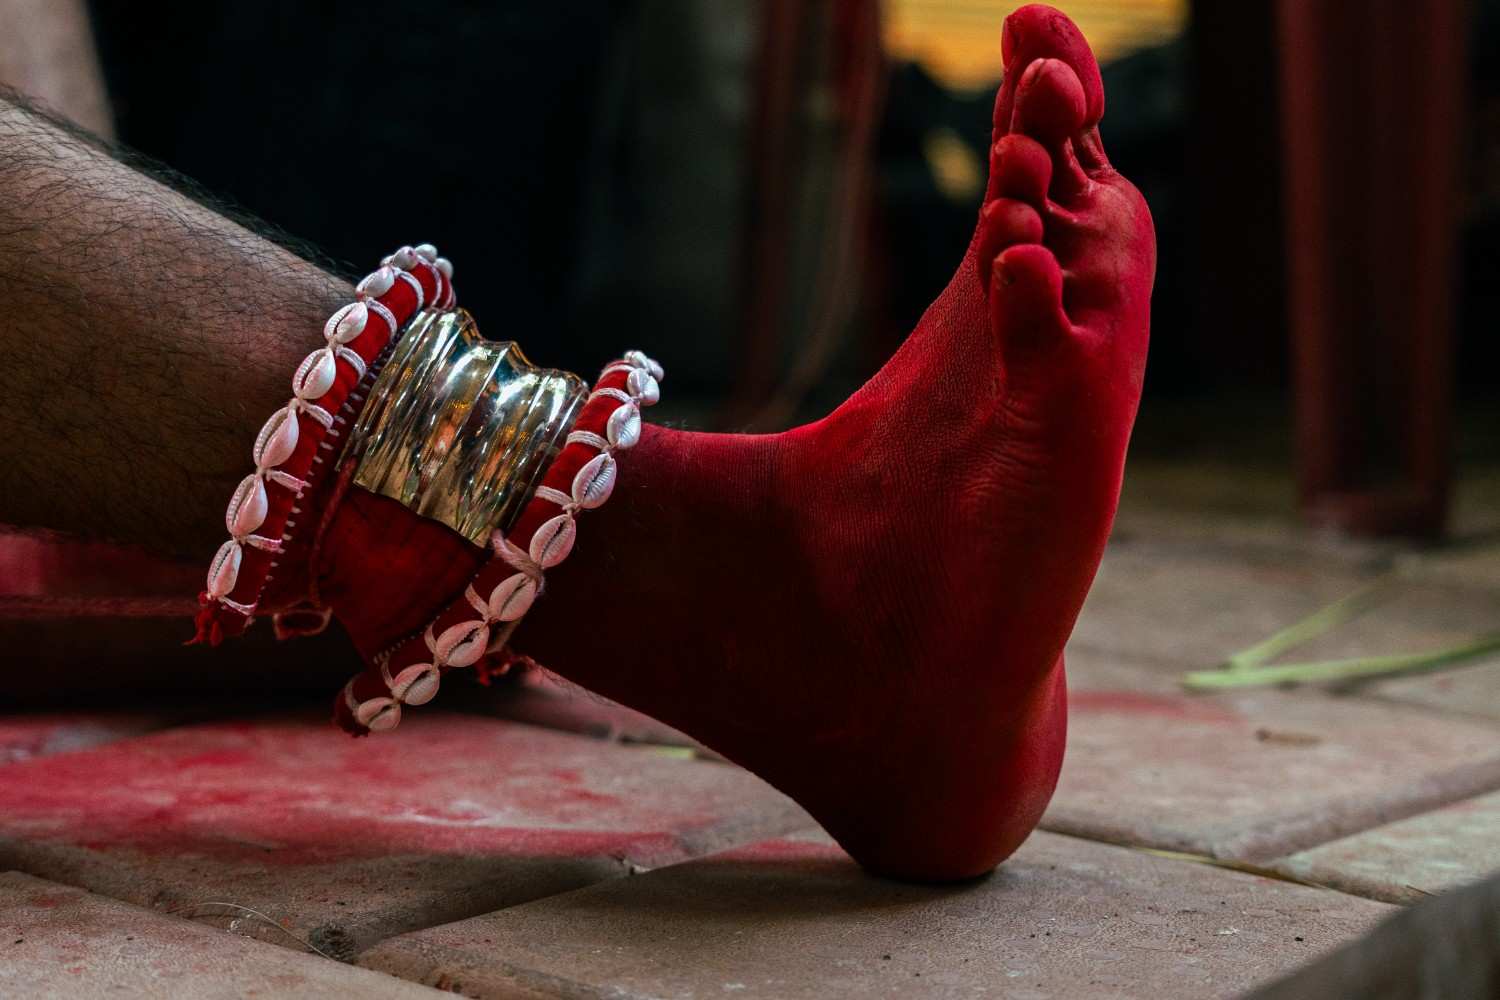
[0,90,348,553]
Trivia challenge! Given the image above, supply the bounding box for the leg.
[0,89,349,551]
[0,6,1153,881]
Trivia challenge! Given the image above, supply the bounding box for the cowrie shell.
[391,663,440,705]
[293,348,338,401]
[571,452,617,509]
[389,246,418,270]
[324,302,369,345]
[435,620,489,668]
[253,406,299,468]
[226,474,269,537]
[624,350,663,381]
[605,403,641,449]
[356,266,397,299]
[487,573,539,622]
[206,539,243,599]
[355,697,401,731]
[530,514,576,568]
[626,368,660,405]
[434,257,453,280]
[413,243,439,262]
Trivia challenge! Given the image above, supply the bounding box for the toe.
[986,134,1052,203]
[977,197,1044,288]
[1013,58,1087,145]
[989,243,1070,351]
[1009,56,1093,201]
[996,4,1104,133]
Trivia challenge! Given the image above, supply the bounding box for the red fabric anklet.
[191,244,456,645]
[333,351,663,735]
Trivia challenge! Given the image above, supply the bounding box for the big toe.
[987,8,1109,204]
[997,4,1104,131]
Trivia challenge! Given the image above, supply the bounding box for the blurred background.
[1,0,1495,697]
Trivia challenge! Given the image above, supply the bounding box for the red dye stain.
[26,893,70,908]
[0,714,731,869]
[714,837,848,864]
[1070,690,1241,723]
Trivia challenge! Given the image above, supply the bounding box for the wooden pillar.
[1276,0,1464,538]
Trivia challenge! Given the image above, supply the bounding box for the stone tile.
[0,870,441,998]
[1344,603,1500,723]
[0,714,166,765]
[1273,579,1497,664]
[1044,677,1500,861]
[473,667,711,753]
[1406,541,1500,592]
[361,829,1391,1000]
[1072,541,1380,671]
[1064,645,1184,694]
[1109,460,1405,567]
[1270,790,1500,904]
[1335,564,1500,722]
[1071,548,1500,723]
[0,713,809,959]
[1365,657,1500,723]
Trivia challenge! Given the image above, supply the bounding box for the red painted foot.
[314,4,1154,881]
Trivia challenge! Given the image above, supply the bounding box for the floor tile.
[1270,789,1500,904]
[0,713,808,959]
[476,667,708,752]
[0,870,443,998]
[1045,678,1500,860]
[0,713,166,765]
[1072,542,1377,671]
[361,829,1391,1000]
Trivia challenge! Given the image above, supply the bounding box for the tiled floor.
[4,465,1499,997]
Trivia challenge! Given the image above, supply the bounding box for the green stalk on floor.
[1217,579,1393,671]
[1182,635,1500,691]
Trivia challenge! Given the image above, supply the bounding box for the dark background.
[88,1,1499,529]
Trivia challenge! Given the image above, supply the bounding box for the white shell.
[413,243,439,262]
[357,266,397,299]
[530,514,576,568]
[293,348,339,401]
[253,406,300,468]
[626,368,660,405]
[435,620,490,668]
[389,246,417,270]
[571,452,617,509]
[391,663,440,705]
[206,539,243,599]
[435,257,453,279]
[355,697,401,731]
[487,572,538,622]
[324,301,369,345]
[226,474,269,536]
[624,350,663,381]
[606,403,641,449]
